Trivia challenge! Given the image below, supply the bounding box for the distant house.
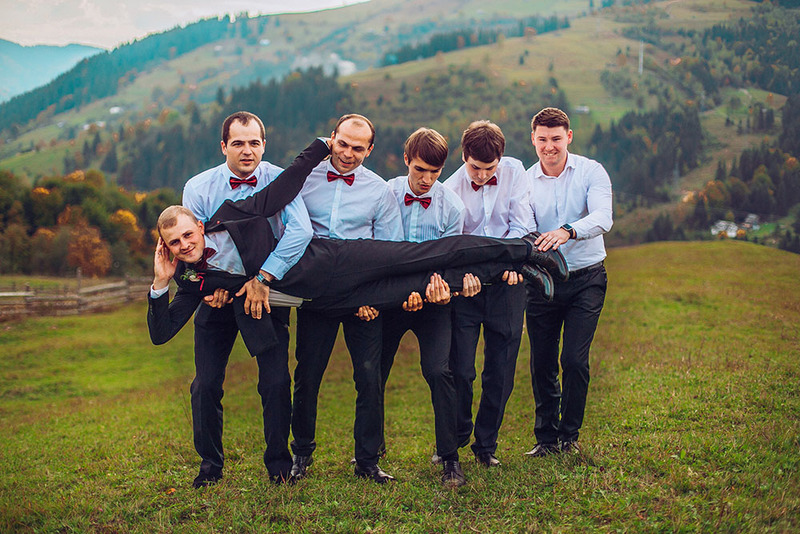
[742,214,761,230]
[710,220,739,238]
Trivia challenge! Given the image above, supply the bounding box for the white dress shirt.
[443,156,534,238]
[300,160,403,241]
[387,176,465,242]
[527,152,613,271]
[182,160,313,280]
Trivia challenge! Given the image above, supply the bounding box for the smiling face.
[330,119,373,174]
[463,155,500,186]
[532,124,573,177]
[160,213,206,264]
[221,119,265,178]
[405,155,443,196]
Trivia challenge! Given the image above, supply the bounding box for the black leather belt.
[569,261,604,278]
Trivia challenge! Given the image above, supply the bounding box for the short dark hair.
[221,111,266,145]
[404,128,449,168]
[531,107,570,132]
[334,114,376,146]
[461,120,505,163]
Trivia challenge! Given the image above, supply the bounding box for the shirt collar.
[535,152,575,179]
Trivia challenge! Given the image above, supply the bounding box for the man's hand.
[534,228,570,251]
[356,306,380,321]
[402,292,424,312]
[153,238,178,290]
[424,273,452,305]
[502,270,521,286]
[236,270,273,319]
[453,273,481,298]
[203,288,232,308]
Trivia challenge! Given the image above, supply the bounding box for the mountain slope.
[0,39,102,103]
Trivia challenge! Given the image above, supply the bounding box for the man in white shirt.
[523,107,613,458]
[181,111,312,487]
[382,128,469,487]
[443,120,535,467]
[290,114,404,484]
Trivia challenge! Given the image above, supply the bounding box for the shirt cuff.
[150,285,169,299]
[261,257,290,281]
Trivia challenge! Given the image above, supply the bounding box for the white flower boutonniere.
[181,269,201,283]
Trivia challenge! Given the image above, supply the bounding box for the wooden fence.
[0,276,152,321]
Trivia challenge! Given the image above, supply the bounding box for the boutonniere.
[181,269,201,282]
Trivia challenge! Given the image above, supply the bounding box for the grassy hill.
[1,240,798,531]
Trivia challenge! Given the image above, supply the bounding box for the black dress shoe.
[441,460,467,488]
[522,232,569,281]
[354,463,396,483]
[560,440,581,454]
[524,442,560,458]
[520,263,554,302]
[192,471,222,488]
[289,454,313,480]
[474,452,501,467]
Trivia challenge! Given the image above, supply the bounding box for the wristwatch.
[560,223,576,239]
[255,272,272,286]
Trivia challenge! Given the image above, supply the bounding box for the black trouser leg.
[290,308,339,457]
[470,283,526,455]
[449,297,482,448]
[341,314,384,466]
[412,305,458,460]
[526,267,606,444]
[191,305,238,476]
[256,307,293,479]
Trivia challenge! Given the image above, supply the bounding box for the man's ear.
[461,152,466,163]
[198,220,205,234]
[220,140,227,156]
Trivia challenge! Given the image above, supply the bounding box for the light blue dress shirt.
[387,176,465,242]
[443,156,534,239]
[182,160,313,280]
[300,160,403,240]
[527,152,613,271]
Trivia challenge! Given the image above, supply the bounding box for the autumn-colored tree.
[30,187,65,228]
[109,208,145,252]
[66,223,112,277]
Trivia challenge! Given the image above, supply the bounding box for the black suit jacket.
[147,138,329,355]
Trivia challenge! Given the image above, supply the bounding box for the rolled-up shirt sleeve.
[573,162,613,240]
[262,195,313,280]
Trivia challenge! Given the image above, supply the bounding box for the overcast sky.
[0,0,368,49]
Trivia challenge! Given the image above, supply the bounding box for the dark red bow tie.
[327,170,355,186]
[404,193,431,209]
[230,176,257,189]
[471,176,498,191]
[194,247,216,270]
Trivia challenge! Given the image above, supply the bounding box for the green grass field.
[1,241,799,532]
